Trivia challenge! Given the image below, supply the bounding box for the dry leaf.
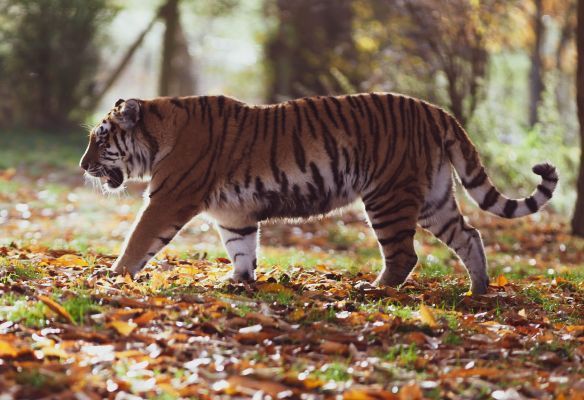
[108,320,137,336]
[52,254,88,267]
[518,308,527,318]
[419,303,438,328]
[0,340,19,358]
[134,311,157,326]
[38,295,75,324]
[493,274,509,287]
[257,282,295,296]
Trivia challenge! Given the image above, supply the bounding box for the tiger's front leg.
[112,200,198,277]
[216,222,259,282]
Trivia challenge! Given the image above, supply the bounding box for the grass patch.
[359,300,415,320]
[62,295,102,325]
[0,295,47,327]
[314,362,351,382]
[0,130,86,173]
[382,344,418,369]
[254,290,295,306]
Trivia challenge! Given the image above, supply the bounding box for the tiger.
[80,94,558,294]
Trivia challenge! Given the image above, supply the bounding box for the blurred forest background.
[0,0,582,233]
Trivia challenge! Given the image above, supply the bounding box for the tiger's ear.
[114,99,141,130]
[115,98,125,107]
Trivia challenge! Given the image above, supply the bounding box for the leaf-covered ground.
[0,162,583,399]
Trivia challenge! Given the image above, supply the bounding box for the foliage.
[0,0,116,130]
[0,160,583,398]
[264,0,366,101]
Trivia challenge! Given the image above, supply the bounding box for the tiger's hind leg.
[418,177,489,294]
[216,222,259,282]
[364,188,422,288]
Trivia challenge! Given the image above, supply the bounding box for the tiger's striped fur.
[80,93,558,294]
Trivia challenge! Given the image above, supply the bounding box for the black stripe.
[322,97,340,129]
[378,229,416,246]
[372,215,411,230]
[302,107,317,138]
[233,253,245,263]
[219,225,258,236]
[225,237,243,245]
[330,96,352,137]
[270,106,281,182]
[480,187,499,210]
[310,162,325,193]
[370,93,388,134]
[537,184,553,199]
[464,168,488,189]
[292,101,303,134]
[217,95,225,116]
[149,104,163,120]
[149,176,168,198]
[292,128,307,173]
[436,215,459,238]
[159,236,172,245]
[503,200,518,218]
[525,196,538,213]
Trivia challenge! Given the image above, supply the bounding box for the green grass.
[254,290,295,306]
[0,130,86,173]
[313,362,351,382]
[0,259,43,283]
[15,369,49,388]
[358,299,415,320]
[62,294,103,325]
[261,247,380,276]
[443,332,463,346]
[381,344,418,369]
[0,295,47,327]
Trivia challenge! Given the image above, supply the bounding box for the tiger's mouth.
[102,167,124,189]
[87,167,124,189]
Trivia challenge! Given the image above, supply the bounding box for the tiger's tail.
[444,114,558,218]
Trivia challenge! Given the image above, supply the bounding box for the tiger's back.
[81,92,558,294]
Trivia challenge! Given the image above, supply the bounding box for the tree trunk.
[159,0,179,96]
[158,0,195,96]
[572,0,584,236]
[528,0,545,126]
[266,0,359,102]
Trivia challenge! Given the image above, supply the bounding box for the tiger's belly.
[205,173,359,223]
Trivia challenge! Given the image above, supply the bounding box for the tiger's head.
[80,98,154,192]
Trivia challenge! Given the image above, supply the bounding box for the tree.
[572,0,584,236]
[265,0,365,102]
[528,0,545,126]
[159,0,196,96]
[0,0,115,130]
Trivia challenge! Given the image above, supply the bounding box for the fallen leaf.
[134,311,157,326]
[320,340,349,355]
[108,320,137,336]
[257,282,295,296]
[518,308,527,318]
[0,340,18,358]
[419,303,438,328]
[344,387,397,400]
[492,274,509,287]
[38,295,75,324]
[224,375,293,398]
[52,254,89,267]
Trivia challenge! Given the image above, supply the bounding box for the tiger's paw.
[354,280,377,291]
[219,269,256,284]
[111,262,141,279]
[231,269,256,283]
[471,276,490,296]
